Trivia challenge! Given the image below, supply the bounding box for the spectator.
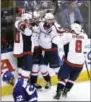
[60,0,83,29]
[1,37,9,51]
[61,1,69,10]
[77,0,84,6]
[79,1,90,37]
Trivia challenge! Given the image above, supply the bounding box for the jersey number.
[75,40,82,53]
[16,95,24,102]
[15,32,20,43]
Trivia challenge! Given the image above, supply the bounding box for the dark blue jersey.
[13,78,38,102]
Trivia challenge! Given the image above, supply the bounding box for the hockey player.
[53,21,88,99]
[31,12,62,89]
[38,12,61,74]
[3,70,38,102]
[16,7,24,20]
[13,13,33,81]
[30,11,51,89]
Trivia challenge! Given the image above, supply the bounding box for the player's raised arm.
[52,32,72,46]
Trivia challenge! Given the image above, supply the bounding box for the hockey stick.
[84,52,91,79]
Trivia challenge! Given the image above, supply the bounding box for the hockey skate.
[62,88,69,97]
[34,84,42,90]
[45,81,51,89]
[53,89,63,100]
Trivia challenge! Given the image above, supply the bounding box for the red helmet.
[17,8,23,15]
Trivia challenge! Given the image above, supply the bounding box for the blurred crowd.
[1,0,91,53]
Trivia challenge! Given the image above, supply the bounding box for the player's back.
[13,78,27,102]
[13,78,38,102]
[67,32,88,65]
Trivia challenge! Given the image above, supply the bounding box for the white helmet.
[21,13,32,21]
[71,23,82,34]
[33,11,40,18]
[44,13,55,23]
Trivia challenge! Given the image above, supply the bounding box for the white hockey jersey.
[13,20,33,57]
[38,22,58,49]
[31,25,40,47]
[52,32,88,66]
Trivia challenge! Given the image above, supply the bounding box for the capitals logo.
[87,51,91,64]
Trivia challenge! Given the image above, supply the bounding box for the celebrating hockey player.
[38,12,61,74]
[11,13,39,101]
[13,13,34,84]
[30,12,62,89]
[3,70,38,102]
[53,21,88,100]
[30,11,51,89]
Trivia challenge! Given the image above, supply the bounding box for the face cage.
[23,19,29,24]
[71,29,82,34]
[29,19,34,24]
[46,19,55,24]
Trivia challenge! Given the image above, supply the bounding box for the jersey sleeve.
[13,87,26,102]
[50,25,58,42]
[83,33,89,53]
[14,20,26,32]
[22,81,38,102]
[14,20,20,29]
[32,26,40,47]
[24,27,32,36]
[84,33,88,39]
[52,33,72,46]
[31,33,39,49]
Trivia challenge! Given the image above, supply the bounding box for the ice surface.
[2,81,90,101]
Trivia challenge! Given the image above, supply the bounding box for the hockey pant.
[56,61,83,92]
[18,55,33,81]
[31,64,50,84]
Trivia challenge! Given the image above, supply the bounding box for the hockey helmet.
[17,8,23,15]
[33,11,40,18]
[44,12,55,23]
[32,11,40,23]
[3,71,15,82]
[71,22,82,34]
[21,13,32,21]
[15,19,22,29]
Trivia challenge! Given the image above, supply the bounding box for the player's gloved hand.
[19,23,26,31]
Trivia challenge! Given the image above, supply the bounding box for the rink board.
[1,71,91,96]
[1,39,91,96]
